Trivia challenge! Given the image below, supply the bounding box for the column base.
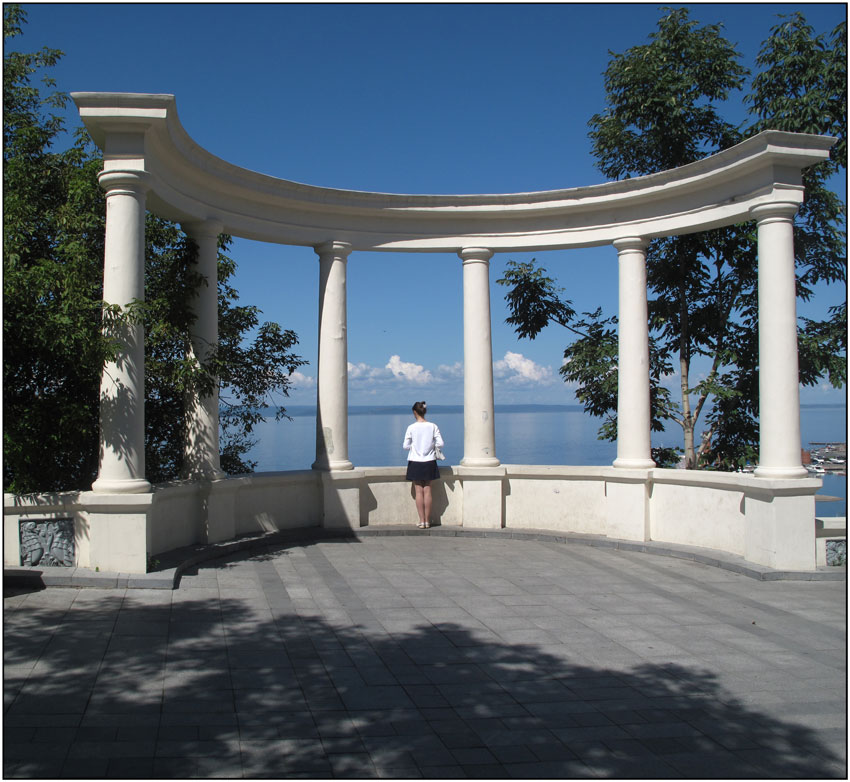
[613,457,655,469]
[312,460,355,472]
[91,477,152,494]
[754,465,809,480]
[460,457,501,468]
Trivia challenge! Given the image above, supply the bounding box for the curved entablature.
[72,92,835,252]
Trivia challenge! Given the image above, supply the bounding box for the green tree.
[702,12,847,469]
[4,5,108,492]
[746,12,847,380]
[498,8,846,470]
[3,5,305,493]
[140,220,306,483]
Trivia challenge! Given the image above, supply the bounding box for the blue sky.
[12,2,847,409]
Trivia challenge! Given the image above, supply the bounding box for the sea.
[245,404,847,516]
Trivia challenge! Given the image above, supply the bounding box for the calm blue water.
[245,404,846,515]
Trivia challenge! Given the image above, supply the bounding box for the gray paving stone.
[160,712,239,727]
[59,757,111,778]
[327,752,377,776]
[488,744,539,764]
[155,739,240,758]
[4,758,66,779]
[103,757,155,778]
[162,693,235,713]
[451,746,499,765]
[67,740,156,758]
[624,720,705,739]
[663,749,768,777]
[32,726,77,743]
[4,726,36,744]
[506,759,590,777]
[375,765,425,778]
[151,757,197,777]
[4,535,847,779]
[462,763,512,778]
[8,692,91,714]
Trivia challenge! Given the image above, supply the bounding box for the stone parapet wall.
[4,466,823,574]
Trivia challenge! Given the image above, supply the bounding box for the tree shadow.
[3,544,845,779]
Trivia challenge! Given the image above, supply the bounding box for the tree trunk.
[680,351,695,467]
[678,255,696,468]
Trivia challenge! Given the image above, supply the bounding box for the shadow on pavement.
[3,560,845,778]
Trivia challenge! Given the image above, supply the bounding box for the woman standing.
[403,401,444,529]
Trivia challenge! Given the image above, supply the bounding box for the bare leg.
[414,483,426,526]
[422,483,432,527]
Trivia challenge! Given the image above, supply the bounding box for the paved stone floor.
[4,536,847,778]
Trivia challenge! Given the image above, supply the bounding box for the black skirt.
[406,459,440,481]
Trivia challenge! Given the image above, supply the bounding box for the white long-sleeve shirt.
[403,421,444,462]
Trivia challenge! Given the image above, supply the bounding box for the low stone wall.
[502,466,608,535]
[4,466,823,574]
[359,467,462,528]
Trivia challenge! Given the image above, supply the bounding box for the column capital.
[750,202,799,223]
[458,247,493,263]
[314,240,353,258]
[182,219,224,240]
[97,169,151,195]
[613,236,648,253]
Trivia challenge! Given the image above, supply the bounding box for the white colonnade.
[6,92,832,574]
[87,200,811,486]
[70,94,833,499]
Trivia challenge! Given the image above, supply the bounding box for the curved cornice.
[72,92,835,252]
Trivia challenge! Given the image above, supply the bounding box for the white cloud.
[288,370,315,388]
[494,351,555,385]
[385,355,433,384]
[297,354,560,394]
[348,361,387,380]
[437,361,464,379]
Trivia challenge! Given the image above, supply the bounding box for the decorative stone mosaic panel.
[826,539,846,567]
[19,518,75,567]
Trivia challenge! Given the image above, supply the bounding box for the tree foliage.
[498,8,846,471]
[498,260,576,340]
[3,5,305,493]
[4,6,107,492]
[139,221,306,483]
[588,8,746,179]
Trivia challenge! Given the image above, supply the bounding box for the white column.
[92,171,151,493]
[459,247,500,467]
[313,241,354,471]
[613,237,655,469]
[752,203,807,479]
[182,220,224,480]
